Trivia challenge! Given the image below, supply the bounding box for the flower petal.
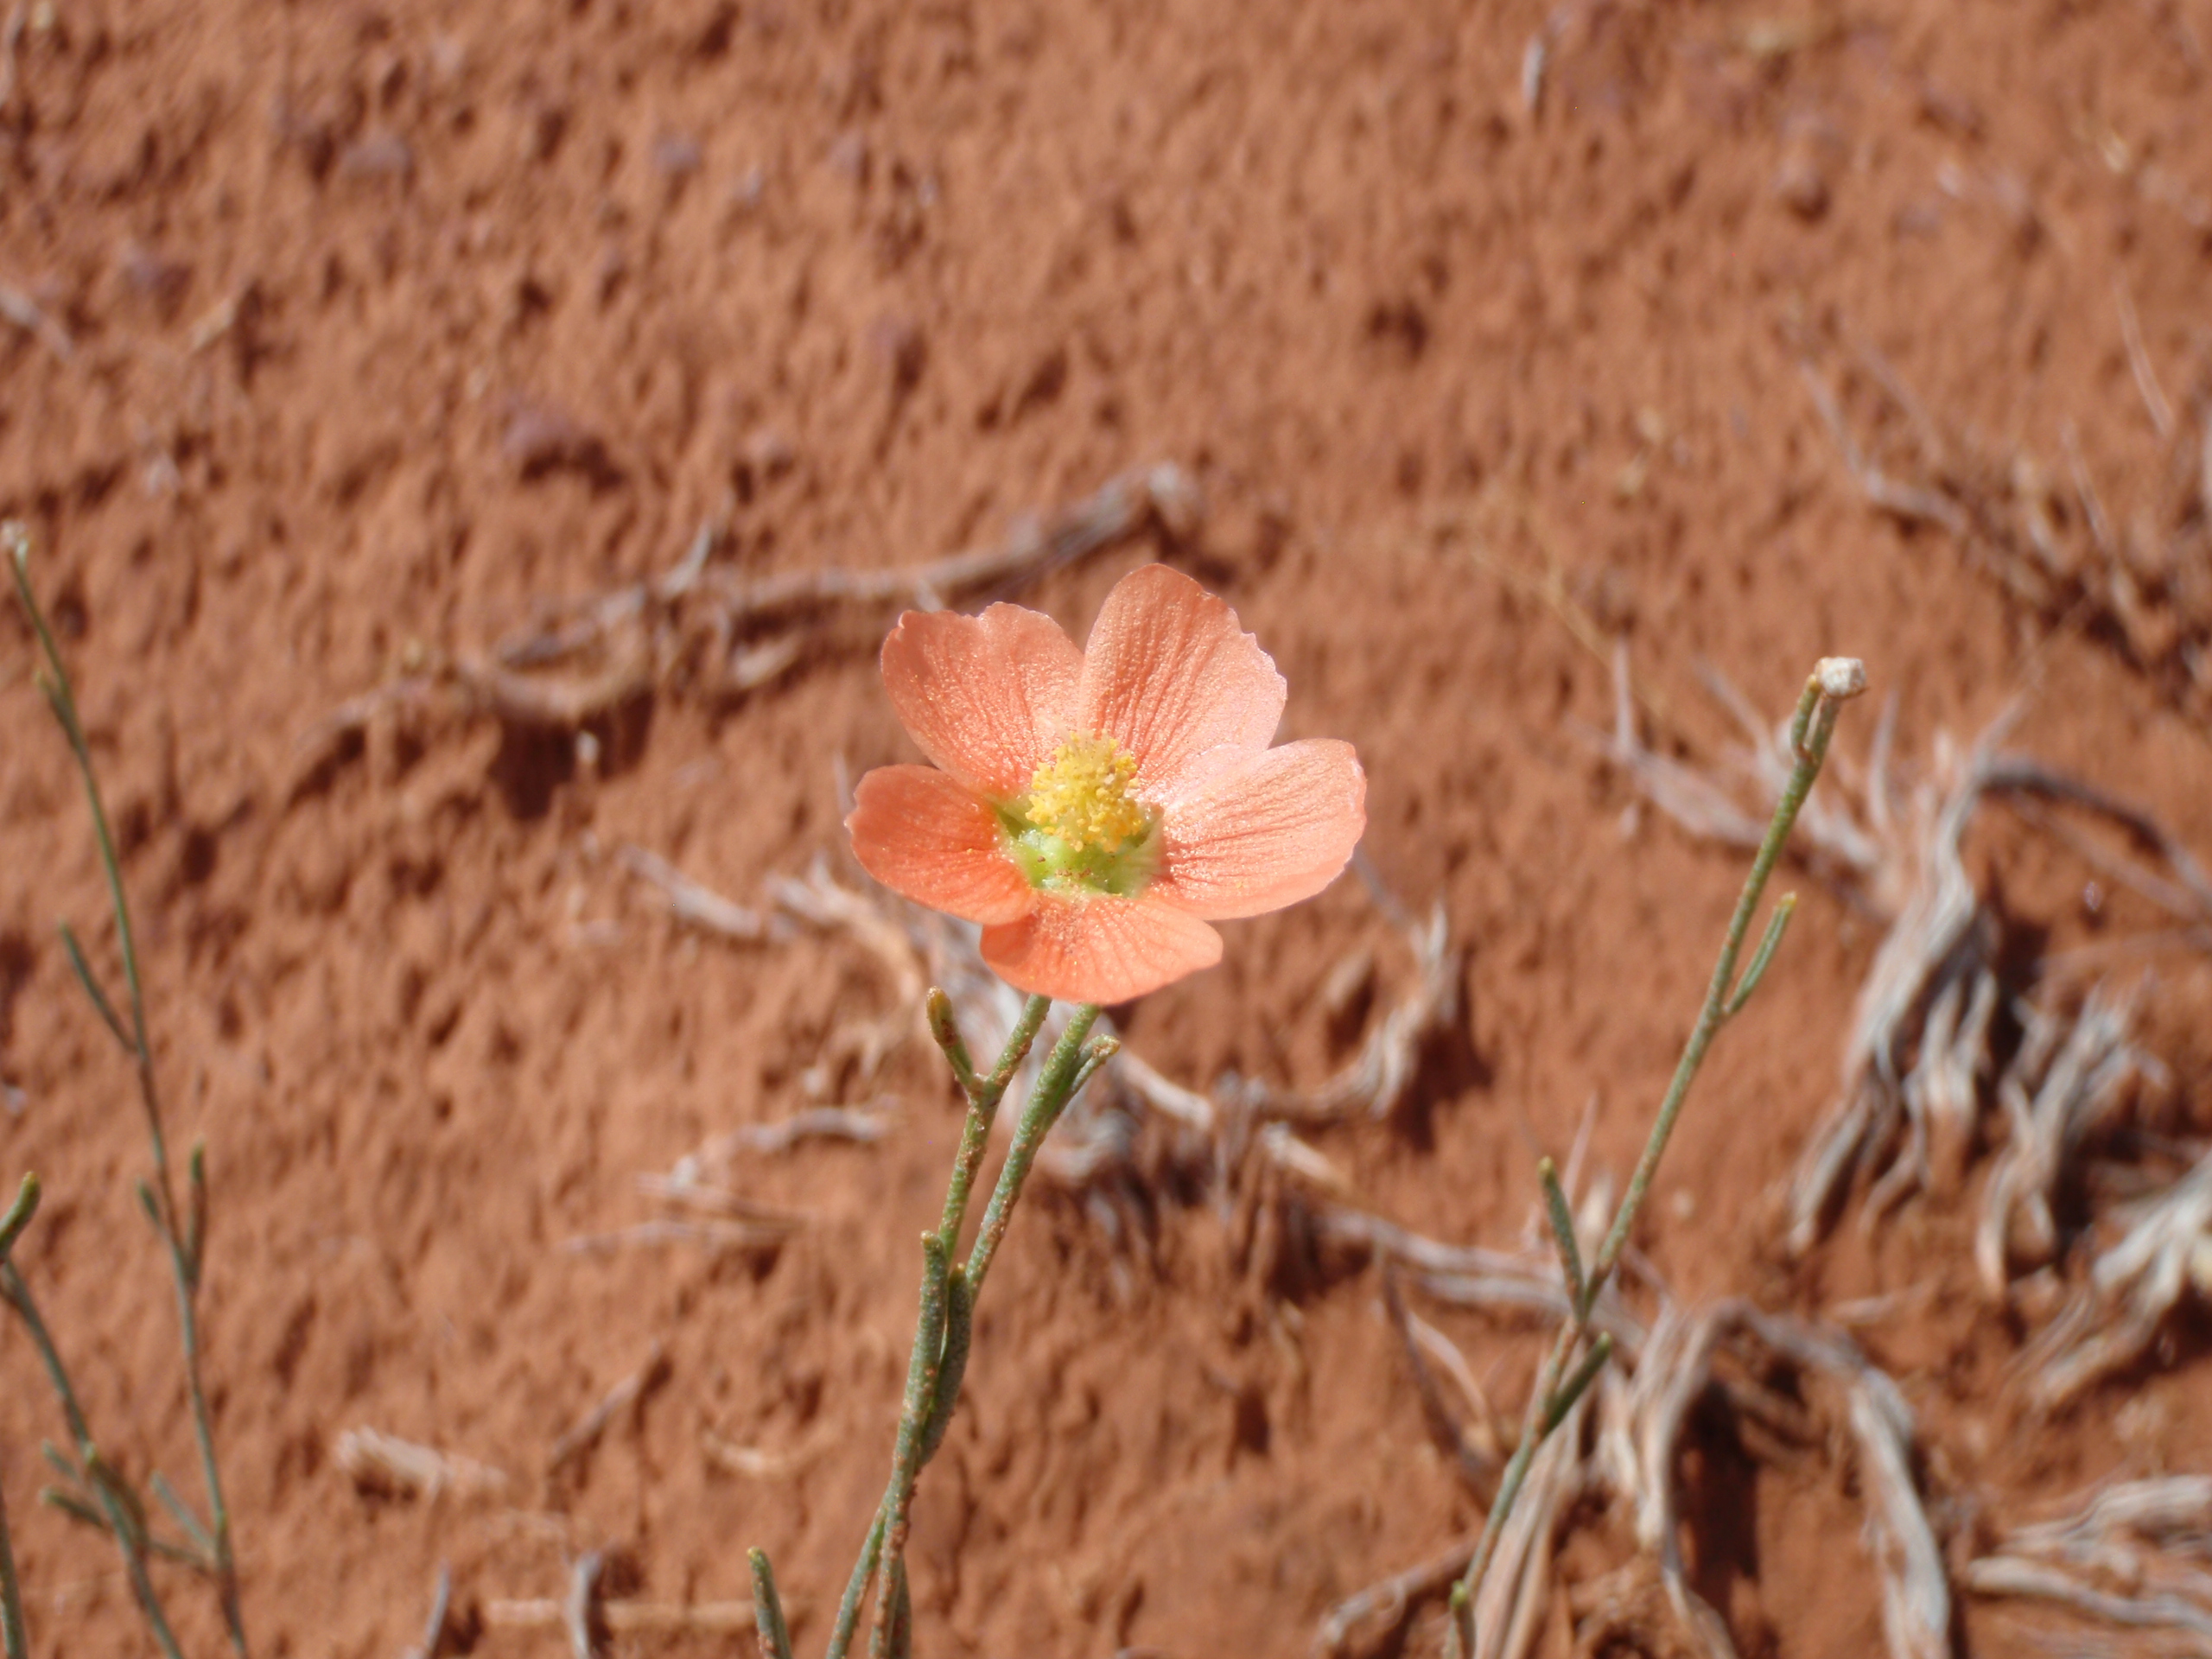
[981,893,1222,1003]
[847,766,1037,925]
[1154,739,1366,920]
[880,602,1084,799]
[1077,564,1287,798]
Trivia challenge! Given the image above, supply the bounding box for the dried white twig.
[620,844,772,940]
[482,1596,758,1635]
[1623,1303,1950,1659]
[333,1427,508,1502]
[565,1550,603,1659]
[547,1342,669,1474]
[563,1217,795,1255]
[727,1105,895,1152]
[2114,276,2176,442]
[1218,906,1457,1125]
[1313,1534,1478,1658]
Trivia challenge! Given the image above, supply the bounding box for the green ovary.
[1001,734,1161,897]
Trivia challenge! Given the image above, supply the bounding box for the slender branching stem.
[0,1263,186,1659]
[930,991,1049,1255]
[6,524,247,1656]
[1449,660,1864,1655]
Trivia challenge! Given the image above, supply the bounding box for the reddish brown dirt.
[3,1,2211,1656]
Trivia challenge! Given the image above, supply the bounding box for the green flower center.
[1001,734,1160,897]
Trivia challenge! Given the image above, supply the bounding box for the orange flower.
[848,563,1367,1003]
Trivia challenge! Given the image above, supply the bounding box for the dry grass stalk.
[1598,633,2209,1259]
[1316,1206,1649,1361]
[619,844,772,941]
[333,1427,507,1503]
[1313,1535,1480,1659]
[297,467,1201,780]
[481,1596,759,1634]
[546,1342,670,1475]
[1783,726,2000,1251]
[1470,1389,1594,1659]
[1803,349,2212,711]
[1964,1477,2212,1643]
[2022,1147,2212,1407]
[632,1170,812,1231]
[752,847,1460,1191]
[1218,905,1457,1126]
[400,1562,454,1659]
[1382,1269,1503,1492]
[1974,985,2156,1298]
[562,1217,796,1256]
[1780,721,2197,1255]
[1322,1262,1948,1659]
[1620,1303,1949,1659]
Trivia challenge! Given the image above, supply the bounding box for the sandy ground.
[3,1,2210,1655]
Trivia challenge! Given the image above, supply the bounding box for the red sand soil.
[3,1,2210,1655]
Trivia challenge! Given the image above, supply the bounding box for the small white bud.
[1815,657,1867,700]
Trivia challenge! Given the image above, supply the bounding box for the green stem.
[0,1263,185,1659]
[931,993,1049,1255]
[0,1176,35,1659]
[0,1471,27,1659]
[747,1548,794,1659]
[819,1000,1111,1659]
[9,528,247,1656]
[1450,661,1862,1652]
[823,1507,887,1659]
[963,1007,1103,1300]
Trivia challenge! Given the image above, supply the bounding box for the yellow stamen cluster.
[1026,734,1149,853]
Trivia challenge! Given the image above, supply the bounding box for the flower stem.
[819,997,1113,1659]
[1448,660,1864,1654]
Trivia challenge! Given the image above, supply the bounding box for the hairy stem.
[817,999,1110,1659]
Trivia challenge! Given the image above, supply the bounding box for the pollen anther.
[1025,734,1150,853]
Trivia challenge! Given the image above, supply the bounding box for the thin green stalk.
[747,1548,795,1659]
[5,529,162,1170]
[1449,659,1863,1654]
[963,1007,1104,1299]
[1535,1158,1582,1307]
[0,1471,26,1659]
[824,1499,889,1659]
[8,525,247,1656]
[0,1262,186,1659]
[0,1174,39,1659]
[874,1236,952,1580]
[930,991,1049,1254]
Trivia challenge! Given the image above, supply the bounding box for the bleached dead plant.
[1964,1477,2212,1646]
[2021,1146,2212,1408]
